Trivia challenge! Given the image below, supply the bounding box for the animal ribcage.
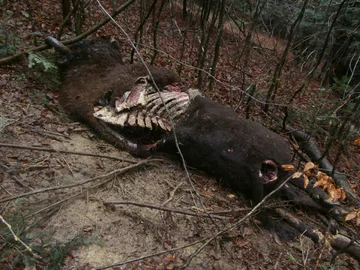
[93,77,192,131]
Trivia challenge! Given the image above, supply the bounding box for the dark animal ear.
[260,160,279,183]
[110,38,121,51]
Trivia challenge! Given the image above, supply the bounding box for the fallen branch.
[271,113,359,204]
[103,200,228,220]
[0,159,161,204]
[274,208,360,262]
[96,238,210,270]
[330,233,360,262]
[0,143,137,163]
[274,208,323,243]
[291,130,359,203]
[26,169,122,218]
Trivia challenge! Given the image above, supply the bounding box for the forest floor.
[0,1,359,269]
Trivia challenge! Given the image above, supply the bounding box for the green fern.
[28,52,57,72]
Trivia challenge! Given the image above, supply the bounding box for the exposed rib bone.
[115,77,148,112]
[93,77,200,132]
[137,111,145,128]
[144,114,153,130]
[127,111,137,126]
[151,116,159,127]
[157,118,166,131]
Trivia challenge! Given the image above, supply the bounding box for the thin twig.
[0,159,161,204]
[26,171,119,219]
[98,174,295,270]
[96,237,209,270]
[152,182,183,218]
[57,150,76,178]
[26,193,80,219]
[0,143,138,163]
[0,215,34,253]
[181,173,295,268]
[104,200,228,220]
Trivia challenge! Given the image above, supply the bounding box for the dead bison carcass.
[92,76,333,210]
[45,36,180,149]
[48,36,332,210]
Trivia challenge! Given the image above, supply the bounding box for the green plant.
[28,52,57,72]
[1,213,98,269]
[331,75,352,97]
[27,52,60,89]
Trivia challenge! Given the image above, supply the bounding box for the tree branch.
[0,159,160,204]
[0,142,138,163]
[104,200,228,220]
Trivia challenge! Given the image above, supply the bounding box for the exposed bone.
[144,114,153,130]
[94,76,193,132]
[115,92,129,110]
[157,118,167,131]
[156,93,189,117]
[116,113,129,126]
[163,120,172,131]
[115,77,148,112]
[151,116,158,126]
[167,98,190,119]
[146,92,161,103]
[127,111,137,126]
[93,106,115,122]
[187,88,202,100]
[147,92,178,114]
[137,111,145,128]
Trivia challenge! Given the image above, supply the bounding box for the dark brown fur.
[160,96,292,202]
[56,37,179,149]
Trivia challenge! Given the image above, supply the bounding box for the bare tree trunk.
[62,0,71,20]
[308,0,348,77]
[130,0,158,63]
[264,0,310,112]
[183,0,187,19]
[197,1,219,90]
[237,0,265,103]
[208,0,227,91]
[58,0,81,39]
[72,0,84,35]
[245,84,256,119]
[177,29,188,75]
[150,0,166,64]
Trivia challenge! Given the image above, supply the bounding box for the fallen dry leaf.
[328,184,342,201]
[292,172,303,178]
[341,188,346,201]
[345,211,357,221]
[303,175,309,189]
[354,138,360,146]
[304,162,317,172]
[282,164,296,171]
